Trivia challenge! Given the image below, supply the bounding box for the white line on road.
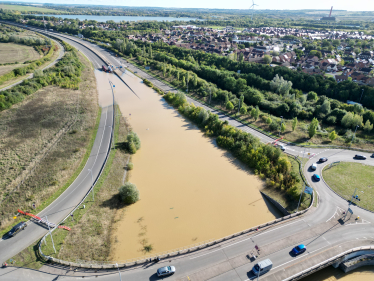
[323,237,330,245]
[189,220,303,260]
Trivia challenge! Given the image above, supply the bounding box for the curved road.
[1,23,374,281]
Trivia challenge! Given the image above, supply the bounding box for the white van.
[252,259,273,276]
[311,163,317,171]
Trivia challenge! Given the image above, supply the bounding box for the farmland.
[0,4,58,13]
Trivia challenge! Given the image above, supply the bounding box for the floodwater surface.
[95,70,282,261]
[303,265,374,281]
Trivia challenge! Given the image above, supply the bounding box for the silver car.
[157,266,176,277]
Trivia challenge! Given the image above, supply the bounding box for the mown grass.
[0,51,98,236]
[0,42,41,65]
[0,4,58,13]
[323,162,374,211]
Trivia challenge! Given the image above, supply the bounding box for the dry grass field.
[0,4,58,13]
[0,51,99,231]
[0,43,41,64]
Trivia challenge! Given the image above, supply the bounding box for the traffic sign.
[304,186,313,195]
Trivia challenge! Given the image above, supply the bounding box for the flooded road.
[98,70,282,261]
[303,265,374,281]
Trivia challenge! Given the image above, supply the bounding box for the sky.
[7,0,374,11]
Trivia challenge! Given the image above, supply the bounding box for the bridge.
[0,21,374,281]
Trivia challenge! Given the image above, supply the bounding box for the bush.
[119,182,139,204]
[126,131,141,154]
[127,162,134,170]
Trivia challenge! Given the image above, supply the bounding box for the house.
[359,51,373,60]
[335,74,349,82]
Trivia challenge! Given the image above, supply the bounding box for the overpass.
[0,21,374,281]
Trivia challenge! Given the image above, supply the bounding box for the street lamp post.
[45,215,56,254]
[209,88,212,105]
[359,89,364,103]
[279,116,283,136]
[352,125,359,142]
[88,169,94,201]
[116,263,122,281]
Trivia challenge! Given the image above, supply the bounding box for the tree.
[240,106,247,115]
[126,131,141,154]
[320,100,331,114]
[239,52,244,63]
[148,44,153,57]
[263,55,272,64]
[226,101,234,111]
[119,182,139,205]
[308,118,319,138]
[341,112,362,129]
[307,91,318,101]
[364,120,373,132]
[266,116,272,124]
[251,106,260,121]
[281,122,286,133]
[292,117,298,131]
[329,130,338,142]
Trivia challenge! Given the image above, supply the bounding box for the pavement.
[1,23,374,281]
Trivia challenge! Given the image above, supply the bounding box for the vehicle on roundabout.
[354,154,367,160]
[319,157,328,163]
[157,266,176,277]
[313,174,321,181]
[311,163,317,171]
[292,244,306,256]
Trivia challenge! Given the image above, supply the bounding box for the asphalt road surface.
[1,23,374,281]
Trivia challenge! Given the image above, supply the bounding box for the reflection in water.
[104,71,282,261]
[302,265,374,281]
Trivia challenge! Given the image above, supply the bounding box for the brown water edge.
[302,265,374,281]
[105,71,282,261]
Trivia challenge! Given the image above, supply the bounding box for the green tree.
[148,44,153,57]
[320,100,331,114]
[251,106,260,121]
[226,101,234,111]
[307,91,318,101]
[281,122,286,133]
[292,117,298,131]
[240,106,247,115]
[329,130,338,142]
[119,182,139,204]
[266,116,272,125]
[263,55,272,64]
[176,70,180,81]
[308,118,319,138]
[364,120,373,132]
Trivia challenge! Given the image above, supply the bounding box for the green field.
[323,162,374,212]
[0,43,41,66]
[0,4,58,13]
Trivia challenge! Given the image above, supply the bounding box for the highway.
[0,23,374,281]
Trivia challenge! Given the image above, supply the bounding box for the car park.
[8,222,27,237]
[252,259,273,276]
[311,163,317,171]
[157,266,175,277]
[319,157,328,163]
[313,174,320,181]
[292,244,306,256]
[354,154,367,160]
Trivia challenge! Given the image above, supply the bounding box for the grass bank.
[323,161,374,211]
[0,51,98,236]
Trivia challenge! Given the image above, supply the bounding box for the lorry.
[108,66,113,73]
[252,259,272,277]
[102,65,108,72]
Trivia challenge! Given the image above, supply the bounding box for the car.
[8,222,27,237]
[311,163,317,171]
[157,266,176,277]
[292,244,306,256]
[319,157,328,163]
[278,145,285,151]
[354,154,367,160]
[313,174,320,181]
[371,153,374,158]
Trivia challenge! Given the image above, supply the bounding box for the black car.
[354,154,367,160]
[319,157,328,163]
[8,222,27,237]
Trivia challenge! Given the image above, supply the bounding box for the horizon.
[1,0,374,12]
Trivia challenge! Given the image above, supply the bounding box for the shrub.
[119,182,139,204]
[127,162,134,170]
[126,131,141,153]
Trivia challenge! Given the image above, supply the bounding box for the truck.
[252,259,272,277]
[108,66,113,73]
[102,65,107,72]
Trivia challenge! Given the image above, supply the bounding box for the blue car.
[292,244,306,256]
[313,174,320,181]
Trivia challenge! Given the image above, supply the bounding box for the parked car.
[292,244,306,256]
[319,157,328,163]
[311,163,317,171]
[157,266,175,277]
[371,153,374,158]
[8,222,27,237]
[279,145,285,151]
[313,174,321,181]
[354,154,367,160]
[252,259,273,276]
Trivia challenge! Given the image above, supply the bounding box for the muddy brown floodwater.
[302,265,374,281]
[98,70,282,261]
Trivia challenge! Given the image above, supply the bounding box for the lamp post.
[116,263,122,281]
[352,125,359,142]
[45,216,56,254]
[359,89,364,103]
[279,116,283,136]
[88,169,94,201]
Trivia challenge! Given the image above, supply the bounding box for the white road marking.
[323,237,330,245]
[326,206,345,222]
[345,219,371,226]
[189,220,303,260]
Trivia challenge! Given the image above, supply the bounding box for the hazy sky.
[10,0,374,11]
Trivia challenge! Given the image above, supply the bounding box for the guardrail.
[283,245,374,281]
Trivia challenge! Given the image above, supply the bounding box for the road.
[1,23,374,281]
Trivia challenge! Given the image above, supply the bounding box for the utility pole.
[296,144,307,212]
[352,125,359,142]
[88,169,94,201]
[359,89,364,103]
[209,87,212,105]
[116,263,122,281]
[279,116,283,136]
[46,216,56,254]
